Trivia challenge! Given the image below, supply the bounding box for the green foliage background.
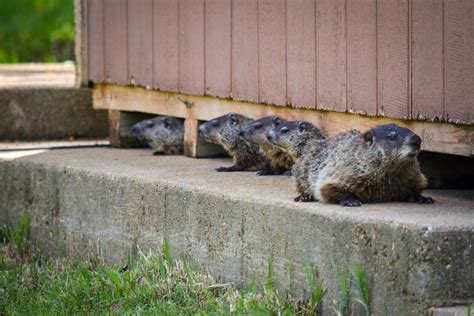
[0,0,75,63]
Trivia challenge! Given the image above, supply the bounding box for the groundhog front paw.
[294,193,316,202]
[153,151,165,156]
[339,199,362,207]
[408,194,434,204]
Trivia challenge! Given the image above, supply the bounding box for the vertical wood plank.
[316,0,347,111]
[179,0,205,95]
[377,0,409,119]
[286,0,316,109]
[231,0,259,102]
[128,0,153,87]
[153,0,179,92]
[205,0,231,98]
[88,0,104,83]
[258,0,286,106]
[347,0,377,115]
[411,0,444,120]
[445,0,474,124]
[104,0,128,85]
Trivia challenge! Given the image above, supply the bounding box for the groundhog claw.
[340,199,362,207]
[294,193,316,202]
[408,194,434,204]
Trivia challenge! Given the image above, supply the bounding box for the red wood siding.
[88,0,474,124]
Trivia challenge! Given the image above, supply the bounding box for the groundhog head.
[132,116,184,154]
[240,116,286,145]
[267,120,325,155]
[198,113,252,145]
[363,124,422,161]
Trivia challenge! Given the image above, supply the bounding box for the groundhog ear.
[298,122,306,132]
[273,117,282,125]
[363,131,374,144]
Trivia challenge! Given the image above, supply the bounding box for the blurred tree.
[0,0,74,63]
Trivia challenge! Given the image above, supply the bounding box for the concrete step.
[0,63,108,141]
[0,148,473,315]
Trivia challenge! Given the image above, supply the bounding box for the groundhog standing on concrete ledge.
[296,124,434,206]
[240,116,293,175]
[132,116,184,155]
[266,120,327,201]
[199,113,272,172]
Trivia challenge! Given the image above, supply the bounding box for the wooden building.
[75,0,473,157]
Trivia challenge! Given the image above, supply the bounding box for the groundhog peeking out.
[292,123,433,207]
[132,116,184,155]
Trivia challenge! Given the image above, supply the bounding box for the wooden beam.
[74,0,88,88]
[93,84,474,157]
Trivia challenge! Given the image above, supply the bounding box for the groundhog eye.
[212,120,218,127]
[255,123,262,129]
[281,127,289,134]
[146,122,154,128]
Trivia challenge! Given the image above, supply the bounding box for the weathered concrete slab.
[0,148,473,314]
[0,88,108,140]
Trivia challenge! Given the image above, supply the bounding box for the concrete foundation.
[0,148,473,314]
[0,88,108,140]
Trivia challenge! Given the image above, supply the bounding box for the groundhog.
[294,124,433,206]
[266,120,327,162]
[198,113,272,172]
[240,116,293,175]
[266,120,327,201]
[132,116,184,155]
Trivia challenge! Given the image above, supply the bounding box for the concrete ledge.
[0,88,108,140]
[0,148,473,314]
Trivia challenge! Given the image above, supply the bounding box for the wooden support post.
[184,118,227,158]
[108,110,152,148]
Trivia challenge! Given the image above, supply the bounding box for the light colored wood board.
[87,0,104,83]
[75,0,88,87]
[205,0,231,98]
[347,0,377,115]
[411,0,444,121]
[178,0,205,95]
[103,0,128,85]
[316,0,347,111]
[127,0,153,87]
[377,0,409,119]
[231,0,259,102]
[184,118,199,157]
[445,0,474,124]
[94,84,474,157]
[286,0,316,109]
[258,0,287,106]
[153,0,179,91]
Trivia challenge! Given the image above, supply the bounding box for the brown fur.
[241,116,292,175]
[132,116,184,155]
[199,113,272,172]
[297,124,432,206]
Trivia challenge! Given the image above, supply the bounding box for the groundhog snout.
[408,134,422,150]
[132,125,140,135]
[198,124,206,135]
[239,126,248,137]
[266,130,275,142]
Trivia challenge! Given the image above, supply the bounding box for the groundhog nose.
[239,127,247,136]
[198,124,205,134]
[409,134,422,149]
[132,126,139,134]
[266,131,273,141]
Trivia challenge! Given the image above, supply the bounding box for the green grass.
[0,218,328,315]
[0,0,74,63]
